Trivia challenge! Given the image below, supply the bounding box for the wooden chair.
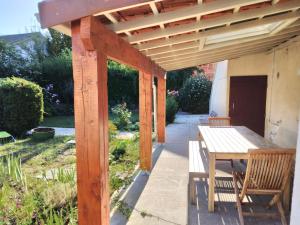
[208,117,233,167]
[208,116,231,127]
[233,149,296,225]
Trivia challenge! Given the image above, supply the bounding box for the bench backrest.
[208,117,231,127]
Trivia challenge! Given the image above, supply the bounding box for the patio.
[112,114,284,225]
[36,0,300,224]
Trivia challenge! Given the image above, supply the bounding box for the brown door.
[229,76,267,136]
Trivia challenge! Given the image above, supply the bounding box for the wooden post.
[139,71,153,171]
[71,20,109,225]
[157,75,166,143]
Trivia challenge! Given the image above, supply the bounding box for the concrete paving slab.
[122,114,287,225]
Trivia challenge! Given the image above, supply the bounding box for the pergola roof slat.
[126,0,300,44]
[137,10,300,51]
[109,0,267,34]
[38,0,300,72]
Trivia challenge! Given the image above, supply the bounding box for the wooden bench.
[189,140,209,204]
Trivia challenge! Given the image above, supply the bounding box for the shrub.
[111,141,127,161]
[112,103,132,130]
[108,60,138,107]
[178,75,212,114]
[166,95,178,124]
[109,121,118,140]
[0,77,44,136]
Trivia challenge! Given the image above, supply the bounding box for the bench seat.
[189,140,209,204]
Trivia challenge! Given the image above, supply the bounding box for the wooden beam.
[71,20,109,225]
[80,16,165,77]
[150,26,300,60]
[139,71,153,171]
[161,40,284,67]
[270,18,299,35]
[104,13,132,36]
[110,0,266,34]
[164,45,277,71]
[38,0,161,28]
[157,75,166,143]
[136,11,300,51]
[127,0,300,43]
[158,33,298,64]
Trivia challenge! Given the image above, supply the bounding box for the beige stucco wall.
[210,60,228,116]
[226,41,300,148]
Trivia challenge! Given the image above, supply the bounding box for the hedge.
[166,95,178,124]
[178,75,212,114]
[0,77,44,136]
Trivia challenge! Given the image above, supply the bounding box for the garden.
[0,29,212,224]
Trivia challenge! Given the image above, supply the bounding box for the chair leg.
[277,200,288,225]
[231,159,234,168]
[233,172,245,225]
[268,194,280,209]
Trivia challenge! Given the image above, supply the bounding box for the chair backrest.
[241,149,295,197]
[208,117,231,127]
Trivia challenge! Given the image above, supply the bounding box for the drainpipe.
[153,77,157,142]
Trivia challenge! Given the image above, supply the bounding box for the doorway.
[229,76,267,136]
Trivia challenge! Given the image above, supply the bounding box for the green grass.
[41,116,75,128]
[0,134,139,224]
[41,112,139,129]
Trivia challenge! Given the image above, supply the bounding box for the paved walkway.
[125,114,201,225]
[122,114,283,225]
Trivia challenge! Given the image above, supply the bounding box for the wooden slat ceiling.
[47,0,300,71]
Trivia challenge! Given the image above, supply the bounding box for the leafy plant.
[49,167,76,184]
[112,103,132,130]
[0,155,27,189]
[178,75,212,114]
[111,141,127,161]
[0,77,44,136]
[166,95,178,124]
[109,121,118,140]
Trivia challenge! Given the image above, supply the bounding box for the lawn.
[41,116,75,128]
[41,112,139,128]
[0,134,139,224]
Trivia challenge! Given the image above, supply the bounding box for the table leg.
[208,153,216,212]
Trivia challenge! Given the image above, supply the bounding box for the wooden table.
[198,125,279,212]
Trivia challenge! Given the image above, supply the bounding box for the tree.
[166,67,204,91]
[46,28,71,56]
[0,41,26,78]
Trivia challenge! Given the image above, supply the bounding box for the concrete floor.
[112,114,288,225]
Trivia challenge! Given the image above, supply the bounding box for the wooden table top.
[198,126,278,154]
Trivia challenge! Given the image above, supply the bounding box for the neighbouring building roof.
[200,63,216,81]
[0,32,45,45]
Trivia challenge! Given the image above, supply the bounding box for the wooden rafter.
[155,32,299,64]
[147,30,300,59]
[109,0,267,34]
[137,12,300,51]
[126,0,300,44]
[161,40,288,68]
[164,47,275,71]
[148,26,300,60]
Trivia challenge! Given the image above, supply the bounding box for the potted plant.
[32,127,55,141]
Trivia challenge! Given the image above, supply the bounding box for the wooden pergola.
[37,0,300,224]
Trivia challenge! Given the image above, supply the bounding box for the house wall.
[226,41,300,148]
[209,60,228,116]
[290,115,300,225]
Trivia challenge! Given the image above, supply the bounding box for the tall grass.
[0,155,27,190]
